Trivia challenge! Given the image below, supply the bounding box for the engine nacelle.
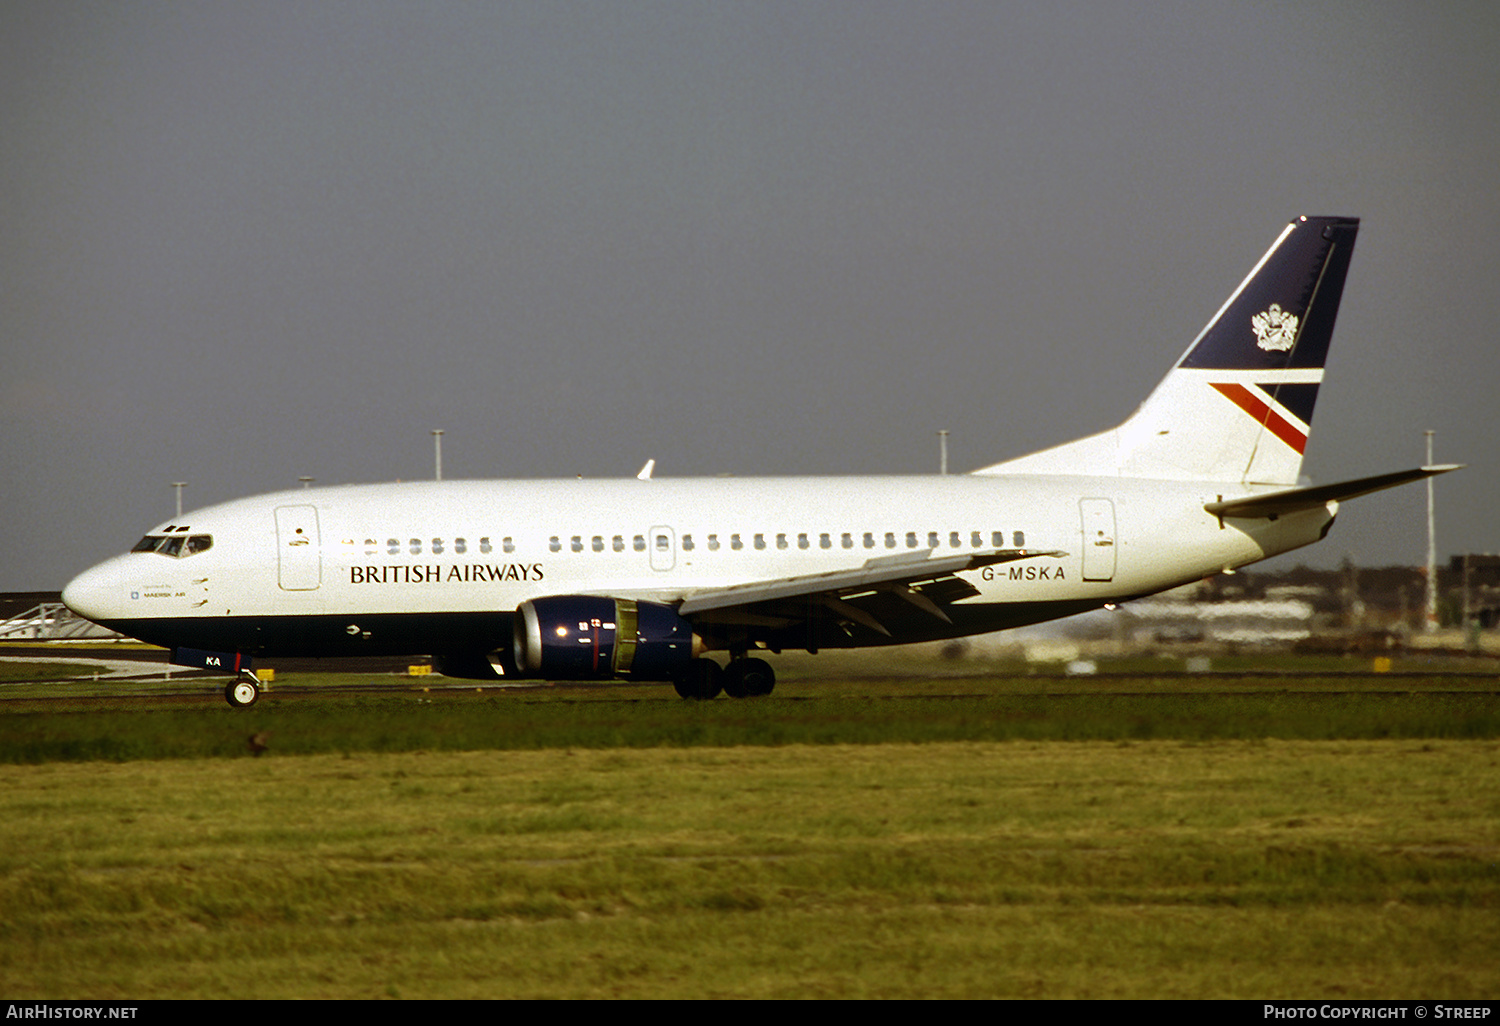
[513,596,698,680]
[434,650,515,681]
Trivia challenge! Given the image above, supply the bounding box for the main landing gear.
[672,657,775,700]
[225,670,262,708]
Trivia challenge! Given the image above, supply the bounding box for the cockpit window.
[131,534,214,557]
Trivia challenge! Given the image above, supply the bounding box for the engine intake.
[514,597,697,680]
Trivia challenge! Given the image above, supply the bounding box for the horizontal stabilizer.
[1204,465,1462,519]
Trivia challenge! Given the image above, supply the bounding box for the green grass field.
[1,656,1497,998]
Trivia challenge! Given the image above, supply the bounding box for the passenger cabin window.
[905,532,918,549]
[431,538,444,555]
[410,538,422,555]
[708,534,720,551]
[1014,531,1025,547]
[841,533,853,549]
[682,534,695,551]
[455,538,467,554]
[549,536,561,552]
[388,539,400,555]
[754,534,766,550]
[864,532,875,549]
[797,533,808,550]
[592,536,604,552]
[634,535,646,551]
[481,537,493,554]
[731,533,743,550]
[571,536,583,552]
[501,537,513,553]
[613,535,624,552]
[365,538,378,555]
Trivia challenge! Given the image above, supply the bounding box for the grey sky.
[4,1,1496,592]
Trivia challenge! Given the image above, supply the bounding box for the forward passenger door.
[275,506,321,590]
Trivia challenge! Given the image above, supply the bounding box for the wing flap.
[676,548,1066,619]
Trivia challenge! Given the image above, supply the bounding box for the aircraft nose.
[63,559,126,624]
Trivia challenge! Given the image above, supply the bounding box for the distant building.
[1123,599,1315,646]
[1450,554,1500,628]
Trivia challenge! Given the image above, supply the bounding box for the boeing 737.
[63,215,1457,706]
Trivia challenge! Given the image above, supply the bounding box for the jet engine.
[513,596,697,680]
[434,650,514,681]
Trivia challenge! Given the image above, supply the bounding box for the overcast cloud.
[3,1,1496,592]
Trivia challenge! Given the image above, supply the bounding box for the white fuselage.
[62,473,1335,663]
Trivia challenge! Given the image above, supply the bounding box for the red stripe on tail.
[1210,382,1308,455]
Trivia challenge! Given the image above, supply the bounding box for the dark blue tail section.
[1180,215,1359,374]
[976,215,1362,485]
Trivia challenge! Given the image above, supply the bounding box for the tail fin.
[976,215,1359,484]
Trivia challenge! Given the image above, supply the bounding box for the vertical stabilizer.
[976,215,1359,484]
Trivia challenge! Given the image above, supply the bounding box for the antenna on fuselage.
[637,459,656,481]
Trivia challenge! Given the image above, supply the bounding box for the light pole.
[938,430,949,475]
[432,430,444,482]
[1424,429,1437,633]
[172,482,186,519]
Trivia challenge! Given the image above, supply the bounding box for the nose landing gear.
[225,670,262,708]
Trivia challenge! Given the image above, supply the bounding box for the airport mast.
[1425,429,1437,633]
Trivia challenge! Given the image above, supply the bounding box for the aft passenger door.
[1079,498,1116,582]
[275,505,321,590]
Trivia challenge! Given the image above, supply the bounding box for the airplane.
[62,215,1459,707]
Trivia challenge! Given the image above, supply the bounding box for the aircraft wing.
[1204,464,1462,519]
[676,548,1066,636]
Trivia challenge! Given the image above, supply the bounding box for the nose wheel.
[225,671,262,708]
